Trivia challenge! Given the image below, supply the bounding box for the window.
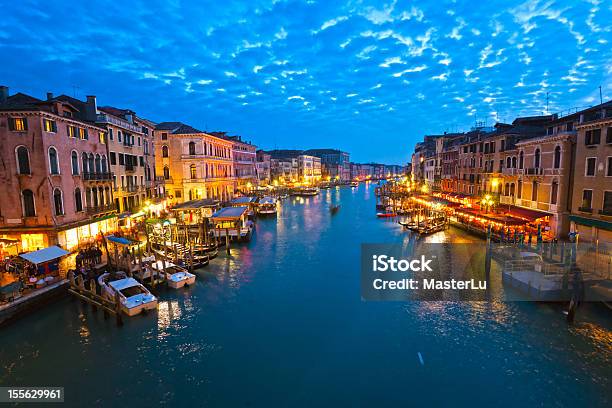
[95,154,101,173]
[161,132,168,140]
[139,156,144,167]
[585,129,601,145]
[607,128,612,144]
[163,166,170,180]
[16,146,30,174]
[190,164,197,179]
[43,119,57,132]
[78,127,88,140]
[74,188,83,212]
[581,190,593,210]
[118,131,122,143]
[603,192,612,214]
[110,152,116,165]
[585,157,596,176]
[175,190,182,198]
[88,154,94,174]
[67,125,77,138]
[9,117,28,131]
[532,181,538,202]
[189,142,196,155]
[52,189,64,216]
[566,122,574,132]
[519,151,524,169]
[22,189,35,217]
[118,153,125,165]
[534,148,541,168]
[108,128,114,141]
[517,180,522,199]
[99,132,106,144]
[547,126,553,135]
[71,151,79,175]
[162,145,169,158]
[102,156,108,173]
[553,146,561,169]
[551,181,558,205]
[82,153,88,173]
[608,157,612,177]
[49,147,59,174]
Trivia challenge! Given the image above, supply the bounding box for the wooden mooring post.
[67,270,123,326]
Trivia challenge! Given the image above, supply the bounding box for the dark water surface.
[1,184,610,407]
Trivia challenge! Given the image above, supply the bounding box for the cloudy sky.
[1,0,610,163]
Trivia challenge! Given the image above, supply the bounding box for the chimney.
[46,92,53,101]
[0,86,8,104]
[85,95,97,122]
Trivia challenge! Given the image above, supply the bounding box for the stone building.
[0,86,116,252]
[155,122,235,204]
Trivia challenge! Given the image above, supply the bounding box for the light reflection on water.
[0,184,609,407]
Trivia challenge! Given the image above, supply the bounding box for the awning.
[569,215,612,232]
[504,205,550,222]
[211,206,248,220]
[106,235,138,246]
[19,246,69,265]
[172,199,219,210]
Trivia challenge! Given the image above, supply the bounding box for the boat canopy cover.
[108,277,141,291]
[231,196,257,204]
[212,206,248,219]
[106,235,137,246]
[259,197,276,205]
[19,246,69,265]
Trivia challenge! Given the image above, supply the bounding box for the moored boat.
[98,272,158,316]
[257,196,277,215]
[150,260,196,289]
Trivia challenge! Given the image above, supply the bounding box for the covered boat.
[98,272,158,316]
[257,196,277,215]
[150,260,196,289]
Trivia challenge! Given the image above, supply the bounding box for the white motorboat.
[98,272,158,316]
[257,196,277,215]
[150,260,196,289]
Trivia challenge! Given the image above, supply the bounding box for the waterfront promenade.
[0,184,610,407]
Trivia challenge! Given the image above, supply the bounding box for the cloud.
[320,16,348,31]
[392,64,428,77]
[431,73,448,81]
[379,57,405,68]
[224,71,238,77]
[446,17,467,40]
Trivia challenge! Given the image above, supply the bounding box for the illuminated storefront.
[57,216,118,251]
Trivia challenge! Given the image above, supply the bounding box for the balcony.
[125,164,135,173]
[524,167,543,176]
[119,185,140,193]
[579,206,593,213]
[86,205,116,215]
[82,172,113,181]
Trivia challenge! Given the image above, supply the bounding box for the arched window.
[22,189,35,217]
[551,180,558,205]
[517,180,522,199]
[512,157,517,168]
[506,157,511,169]
[553,146,561,169]
[162,145,169,158]
[190,164,197,179]
[504,183,510,196]
[85,188,92,208]
[82,153,88,174]
[92,187,99,207]
[534,148,541,168]
[101,155,108,173]
[532,181,538,202]
[163,166,170,180]
[189,142,196,155]
[53,188,63,216]
[95,154,101,173]
[71,151,79,175]
[510,183,515,196]
[519,151,524,169]
[74,188,83,212]
[16,146,30,174]
[88,153,94,174]
[49,147,59,174]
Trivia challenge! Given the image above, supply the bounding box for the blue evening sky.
[1,0,610,164]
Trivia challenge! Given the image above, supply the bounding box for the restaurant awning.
[172,199,219,210]
[211,206,248,220]
[106,235,138,246]
[569,215,612,231]
[504,206,551,221]
[19,246,69,265]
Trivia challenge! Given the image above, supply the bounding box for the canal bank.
[0,184,610,407]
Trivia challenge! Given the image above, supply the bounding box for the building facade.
[255,150,271,185]
[155,122,235,204]
[303,149,350,181]
[0,86,116,252]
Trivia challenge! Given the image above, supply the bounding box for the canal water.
[1,184,610,407]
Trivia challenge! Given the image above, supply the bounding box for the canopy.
[231,196,257,205]
[106,235,137,246]
[569,215,612,231]
[211,206,248,219]
[504,205,550,222]
[172,199,219,210]
[19,246,69,265]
